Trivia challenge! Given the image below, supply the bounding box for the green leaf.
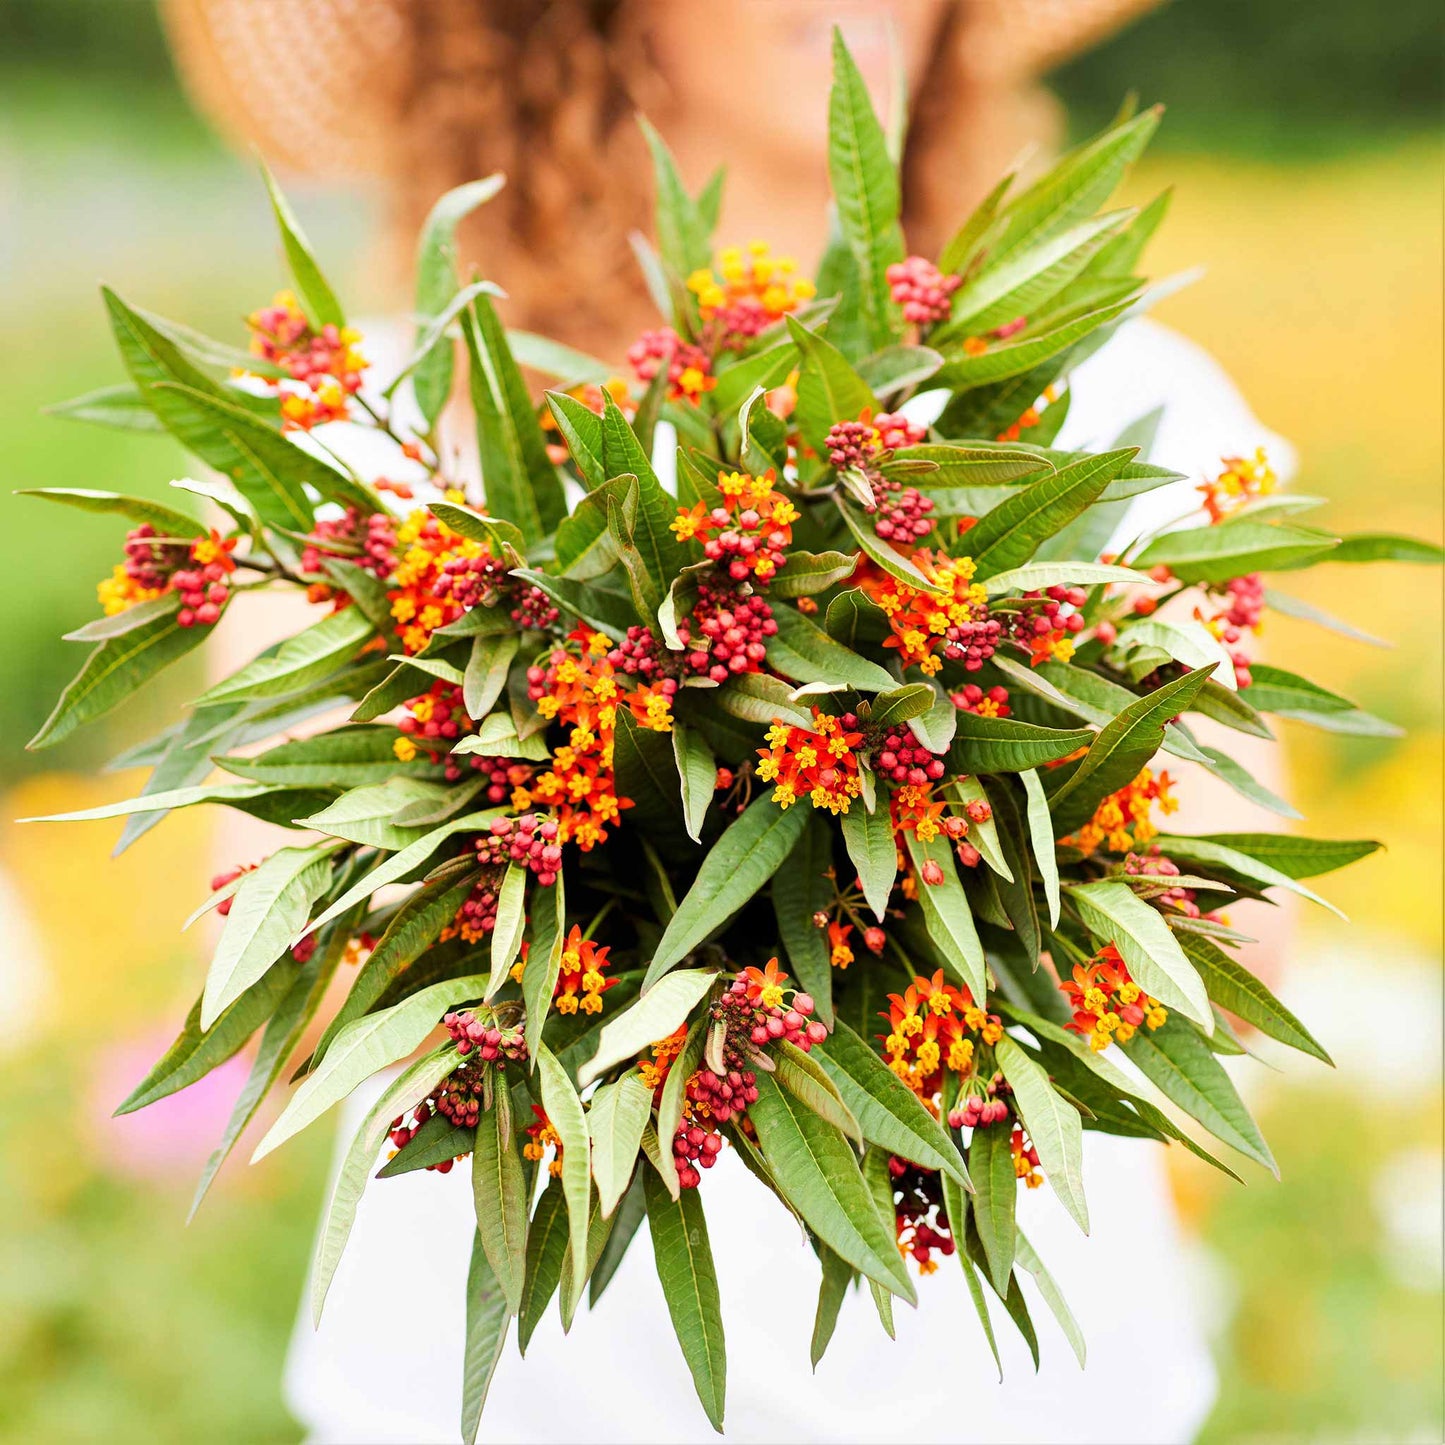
[298,778,444,850]
[217,723,410,787]
[889,444,1046,486]
[1019,769,1060,927]
[835,498,938,588]
[654,1019,708,1197]
[749,1072,916,1302]
[982,560,1145,595]
[1067,880,1211,1031]
[1015,1231,1086,1368]
[1195,833,1381,880]
[810,1243,853,1369]
[858,345,944,397]
[709,339,800,416]
[966,449,1133,578]
[200,844,335,1027]
[256,972,488,1159]
[768,549,859,600]
[786,313,876,453]
[523,877,567,1063]
[463,294,567,543]
[311,1048,457,1323]
[156,381,376,519]
[947,776,1012,882]
[308,810,500,936]
[557,1188,616,1333]
[993,107,1160,261]
[473,1093,529,1313]
[905,834,987,1003]
[199,607,373,706]
[827,26,904,349]
[943,1183,1003,1378]
[518,1178,569,1353]
[644,1163,727,1433]
[967,1118,1018,1295]
[1177,932,1331,1064]
[508,330,611,386]
[1119,618,1238,692]
[774,1041,862,1143]
[1326,532,1444,564]
[28,607,208,749]
[639,116,712,282]
[536,1044,591,1305]
[17,485,203,537]
[578,969,717,1086]
[460,1235,513,1445]
[1123,1022,1276,1173]
[948,712,1093,774]
[1134,517,1340,583]
[671,723,716,844]
[600,396,690,577]
[1240,664,1402,737]
[841,803,896,921]
[771,812,837,1026]
[21,780,275,826]
[375,1109,474,1178]
[935,297,1134,389]
[1263,588,1389,648]
[995,1036,1088,1231]
[767,604,900,693]
[43,383,169,432]
[866,683,936,729]
[411,175,505,426]
[1153,833,1346,919]
[814,1020,969,1185]
[946,211,1131,336]
[589,1072,654,1217]
[1196,744,1301,819]
[486,862,528,1000]
[114,954,304,1115]
[1045,667,1213,837]
[463,632,520,720]
[645,797,809,986]
[261,160,344,326]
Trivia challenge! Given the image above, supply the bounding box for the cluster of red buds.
[301,506,399,589]
[98,525,238,627]
[434,551,559,633]
[1124,850,1201,918]
[444,877,503,944]
[386,1101,462,1173]
[681,503,793,583]
[626,326,715,403]
[1202,571,1264,688]
[673,584,778,683]
[887,1158,958,1273]
[951,683,1011,718]
[674,961,827,1189]
[473,814,564,886]
[869,477,936,545]
[886,255,962,326]
[245,290,368,431]
[825,413,935,545]
[608,624,669,680]
[443,1006,528,1065]
[1002,585,1088,666]
[947,1071,1011,1129]
[392,682,540,788]
[873,726,948,788]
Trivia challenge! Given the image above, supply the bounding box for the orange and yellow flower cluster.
[756,708,864,814]
[856,552,994,677]
[670,469,800,584]
[1060,943,1167,1050]
[1062,764,1177,854]
[882,970,1004,1113]
[244,290,368,431]
[524,1106,564,1177]
[1199,447,1277,523]
[554,925,614,1015]
[687,241,816,340]
[386,508,492,653]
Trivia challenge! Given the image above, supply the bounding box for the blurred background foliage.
[0,2,1438,1442]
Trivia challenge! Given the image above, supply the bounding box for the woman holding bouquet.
[159,2,1289,1439]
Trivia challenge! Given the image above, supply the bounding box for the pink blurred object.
[87,1030,251,1181]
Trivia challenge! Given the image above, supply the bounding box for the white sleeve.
[1054,316,1296,543]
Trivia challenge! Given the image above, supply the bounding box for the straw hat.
[162,0,1161,181]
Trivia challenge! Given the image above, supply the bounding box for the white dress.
[281,319,1292,1444]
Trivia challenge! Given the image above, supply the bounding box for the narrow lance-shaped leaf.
[644,1163,727,1434]
[473,1092,529,1314]
[995,1035,1088,1232]
[589,1071,654,1217]
[536,1043,592,1304]
[967,1115,1018,1295]
[460,1236,513,1445]
[645,797,809,987]
[523,876,567,1063]
[579,968,717,1086]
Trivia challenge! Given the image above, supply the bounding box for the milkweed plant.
[23,31,1442,1442]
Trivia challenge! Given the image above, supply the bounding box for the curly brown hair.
[163,0,1157,357]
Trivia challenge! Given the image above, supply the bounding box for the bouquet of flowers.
[26,32,1440,1441]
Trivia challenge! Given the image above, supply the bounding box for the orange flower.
[523,1105,564,1177]
[855,551,991,677]
[1059,943,1167,1050]
[1061,766,1177,854]
[686,241,815,339]
[740,957,790,1009]
[881,970,1002,1114]
[639,1024,689,1096]
[554,925,615,1016]
[1199,447,1277,523]
[827,920,854,970]
[756,708,864,814]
